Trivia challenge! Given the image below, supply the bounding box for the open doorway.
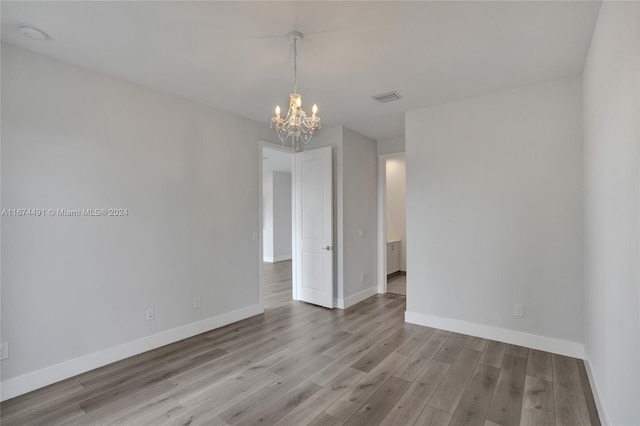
[260,143,335,310]
[385,157,406,294]
[378,153,406,295]
[262,145,293,309]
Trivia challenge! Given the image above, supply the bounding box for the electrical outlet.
[358,228,365,237]
[146,307,155,321]
[513,304,524,317]
[360,273,366,283]
[0,342,8,360]
[252,231,258,241]
[194,296,202,309]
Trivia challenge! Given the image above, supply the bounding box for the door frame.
[258,140,294,310]
[377,152,406,294]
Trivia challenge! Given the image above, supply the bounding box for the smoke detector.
[19,24,48,40]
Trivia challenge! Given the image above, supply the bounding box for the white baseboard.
[341,287,378,309]
[583,348,611,425]
[263,254,292,263]
[0,304,263,402]
[404,311,585,359]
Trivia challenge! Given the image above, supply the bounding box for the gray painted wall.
[342,128,378,299]
[405,76,584,343]
[583,2,640,424]
[272,171,292,260]
[1,44,275,382]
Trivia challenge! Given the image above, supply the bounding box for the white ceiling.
[0,1,600,140]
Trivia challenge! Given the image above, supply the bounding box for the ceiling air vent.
[372,91,403,103]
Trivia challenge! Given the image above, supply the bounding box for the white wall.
[386,157,406,271]
[342,128,378,301]
[377,136,405,155]
[583,2,640,425]
[405,76,584,354]
[0,44,276,398]
[263,171,274,261]
[272,171,292,260]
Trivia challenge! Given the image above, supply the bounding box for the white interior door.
[293,146,334,308]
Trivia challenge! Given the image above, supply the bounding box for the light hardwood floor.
[1,260,600,426]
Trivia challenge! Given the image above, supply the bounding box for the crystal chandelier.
[271,31,320,152]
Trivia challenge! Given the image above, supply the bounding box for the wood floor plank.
[415,406,453,426]
[394,326,436,356]
[78,368,175,413]
[486,354,527,426]
[156,338,225,365]
[165,412,232,426]
[271,349,332,378]
[309,350,375,388]
[231,379,321,426]
[0,379,85,421]
[506,344,529,359]
[465,336,489,352]
[325,352,408,421]
[309,413,345,426]
[342,312,404,341]
[274,368,365,426]
[393,330,449,382]
[161,348,228,375]
[576,360,601,426]
[80,359,169,391]
[520,375,555,426]
[77,380,186,425]
[289,330,354,356]
[526,349,553,382]
[479,341,507,368]
[177,368,281,416]
[428,348,482,413]
[552,354,591,426]
[21,403,85,426]
[415,330,451,357]
[380,359,450,426]
[351,328,416,372]
[219,355,332,425]
[75,348,163,383]
[343,376,411,426]
[167,337,290,389]
[341,305,403,336]
[449,363,500,426]
[322,332,372,360]
[115,397,186,426]
[433,333,470,364]
[313,321,403,386]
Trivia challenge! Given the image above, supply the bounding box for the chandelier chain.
[293,38,298,94]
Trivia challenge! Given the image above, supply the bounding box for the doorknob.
[323,245,332,251]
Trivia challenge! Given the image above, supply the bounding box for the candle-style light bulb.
[275,105,280,116]
[296,97,302,107]
[312,104,318,114]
